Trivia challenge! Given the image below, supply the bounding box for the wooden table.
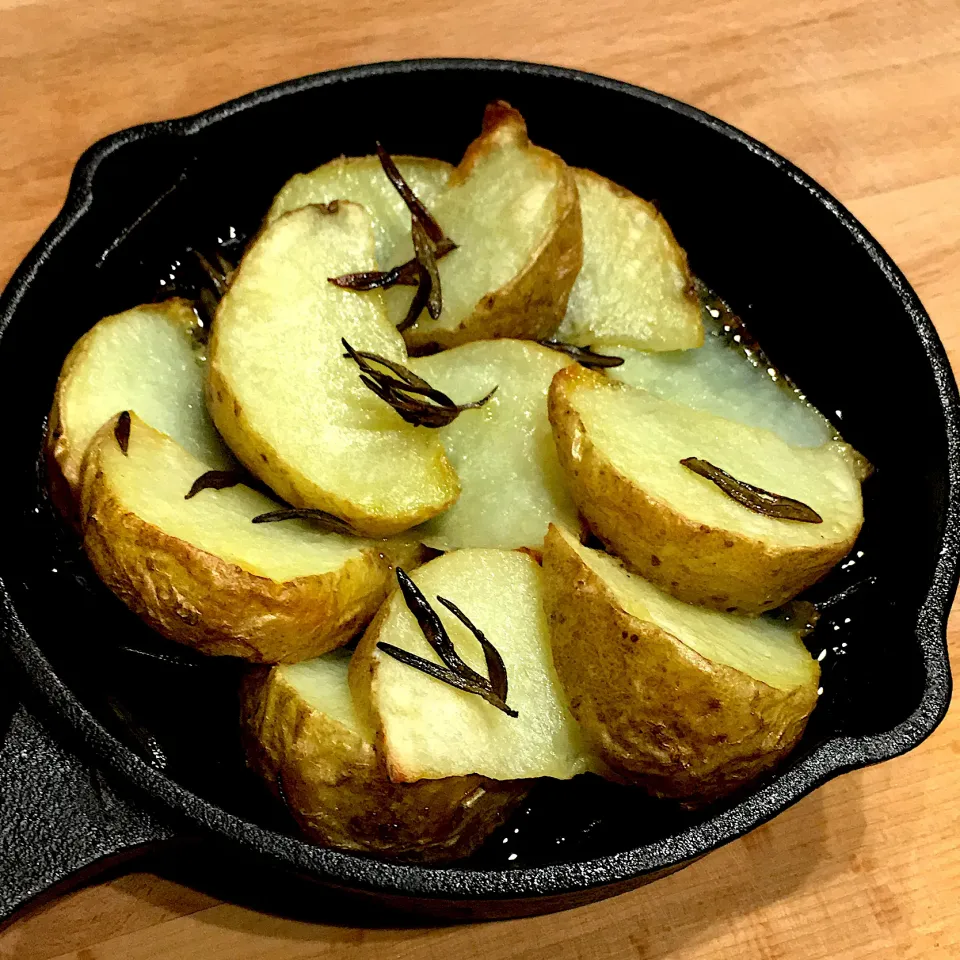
[1,0,958,957]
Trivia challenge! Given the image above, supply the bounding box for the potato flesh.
[356,549,590,781]
[574,381,862,549]
[279,648,362,735]
[209,203,457,529]
[610,315,835,448]
[556,170,702,351]
[59,301,232,476]
[556,527,818,692]
[103,418,375,583]
[265,155,452,266]
[413,133,560,337]
[411,340,579,550]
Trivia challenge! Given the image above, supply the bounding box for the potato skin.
[404,103,583,352]
[548,365,860,615]
[241,667,529,862]
[79,417,423,663]
[542,525,819,802]
[45,298,200,526]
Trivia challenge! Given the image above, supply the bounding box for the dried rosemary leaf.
[115,411,131,455]
[435,595,509,703]
[388,567,518,717]
[376,642,518,717]
[397,259,432,333]
[251,508,354,535]
[329,238,457,293]
[412,220,442,320]
[342,338,496,428]
[376,142,446,245]
[538,340,625,369]
[680,457,823,523]
[184,470,247,500]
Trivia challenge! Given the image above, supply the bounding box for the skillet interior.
[0,60,954,909]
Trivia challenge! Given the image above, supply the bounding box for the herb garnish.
[184,470,247,500]
[538,340,625,369]
[377,568,517,717]
[329,238,457,294]
[250,508,355,535]
[328,145,456,332]
[342,338,495,428]
[680,457,823,523]
[114,411,131,455]
[375,143,447,245]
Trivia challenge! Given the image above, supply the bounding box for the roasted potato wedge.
[402,102,582,352]
[207,201,459,537]
[555,169,702,351]
[542,525,820,801]
[549,365,863,614]
[81,413,424,662]
[46,299,232,521]
[241,650,528,861]
[411,339,579,551]
[350,549,593,782]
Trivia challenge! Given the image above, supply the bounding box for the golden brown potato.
[556,169,703,351]
[350,549,594,783]
[46,298,233,522]
[401,102,582,352]
[549,364,863,614]
[542,524,820,802]
[207,201,459,537]
[411,339,579,551]
[241,650,529,862]
[80,413,424,662]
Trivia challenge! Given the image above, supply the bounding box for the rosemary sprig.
[329,145,456,333]
[250,508,355,535]
[680,457,823,523]
[375,142,446,245]
[184,470,247,500]
[115,411,131,455]
[377,568,518,718]
[342,338,495,428]
[538,340,625,369]
[329,238,457,294]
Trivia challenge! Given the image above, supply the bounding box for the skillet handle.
[0,702,177,926]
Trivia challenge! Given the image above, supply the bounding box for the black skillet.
[0,59,957,923]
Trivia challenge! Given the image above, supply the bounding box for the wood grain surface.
[1,0,959,956]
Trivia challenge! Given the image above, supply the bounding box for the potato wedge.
[46,299,232,520]
[207,201,459,536]
[81,413,424,662]
[549,365,863,614]
[555,169,702,351]
[542,525,820,801]
[609,318,836,448]
[411,339,579,550]
[265,154,452,258]
[241,650,528,861]
[350,549,593,782]
[402,102,582,352]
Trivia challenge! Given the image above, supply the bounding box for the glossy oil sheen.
[0,60,956,918]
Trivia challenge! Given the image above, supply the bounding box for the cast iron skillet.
[0,59,957,924]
